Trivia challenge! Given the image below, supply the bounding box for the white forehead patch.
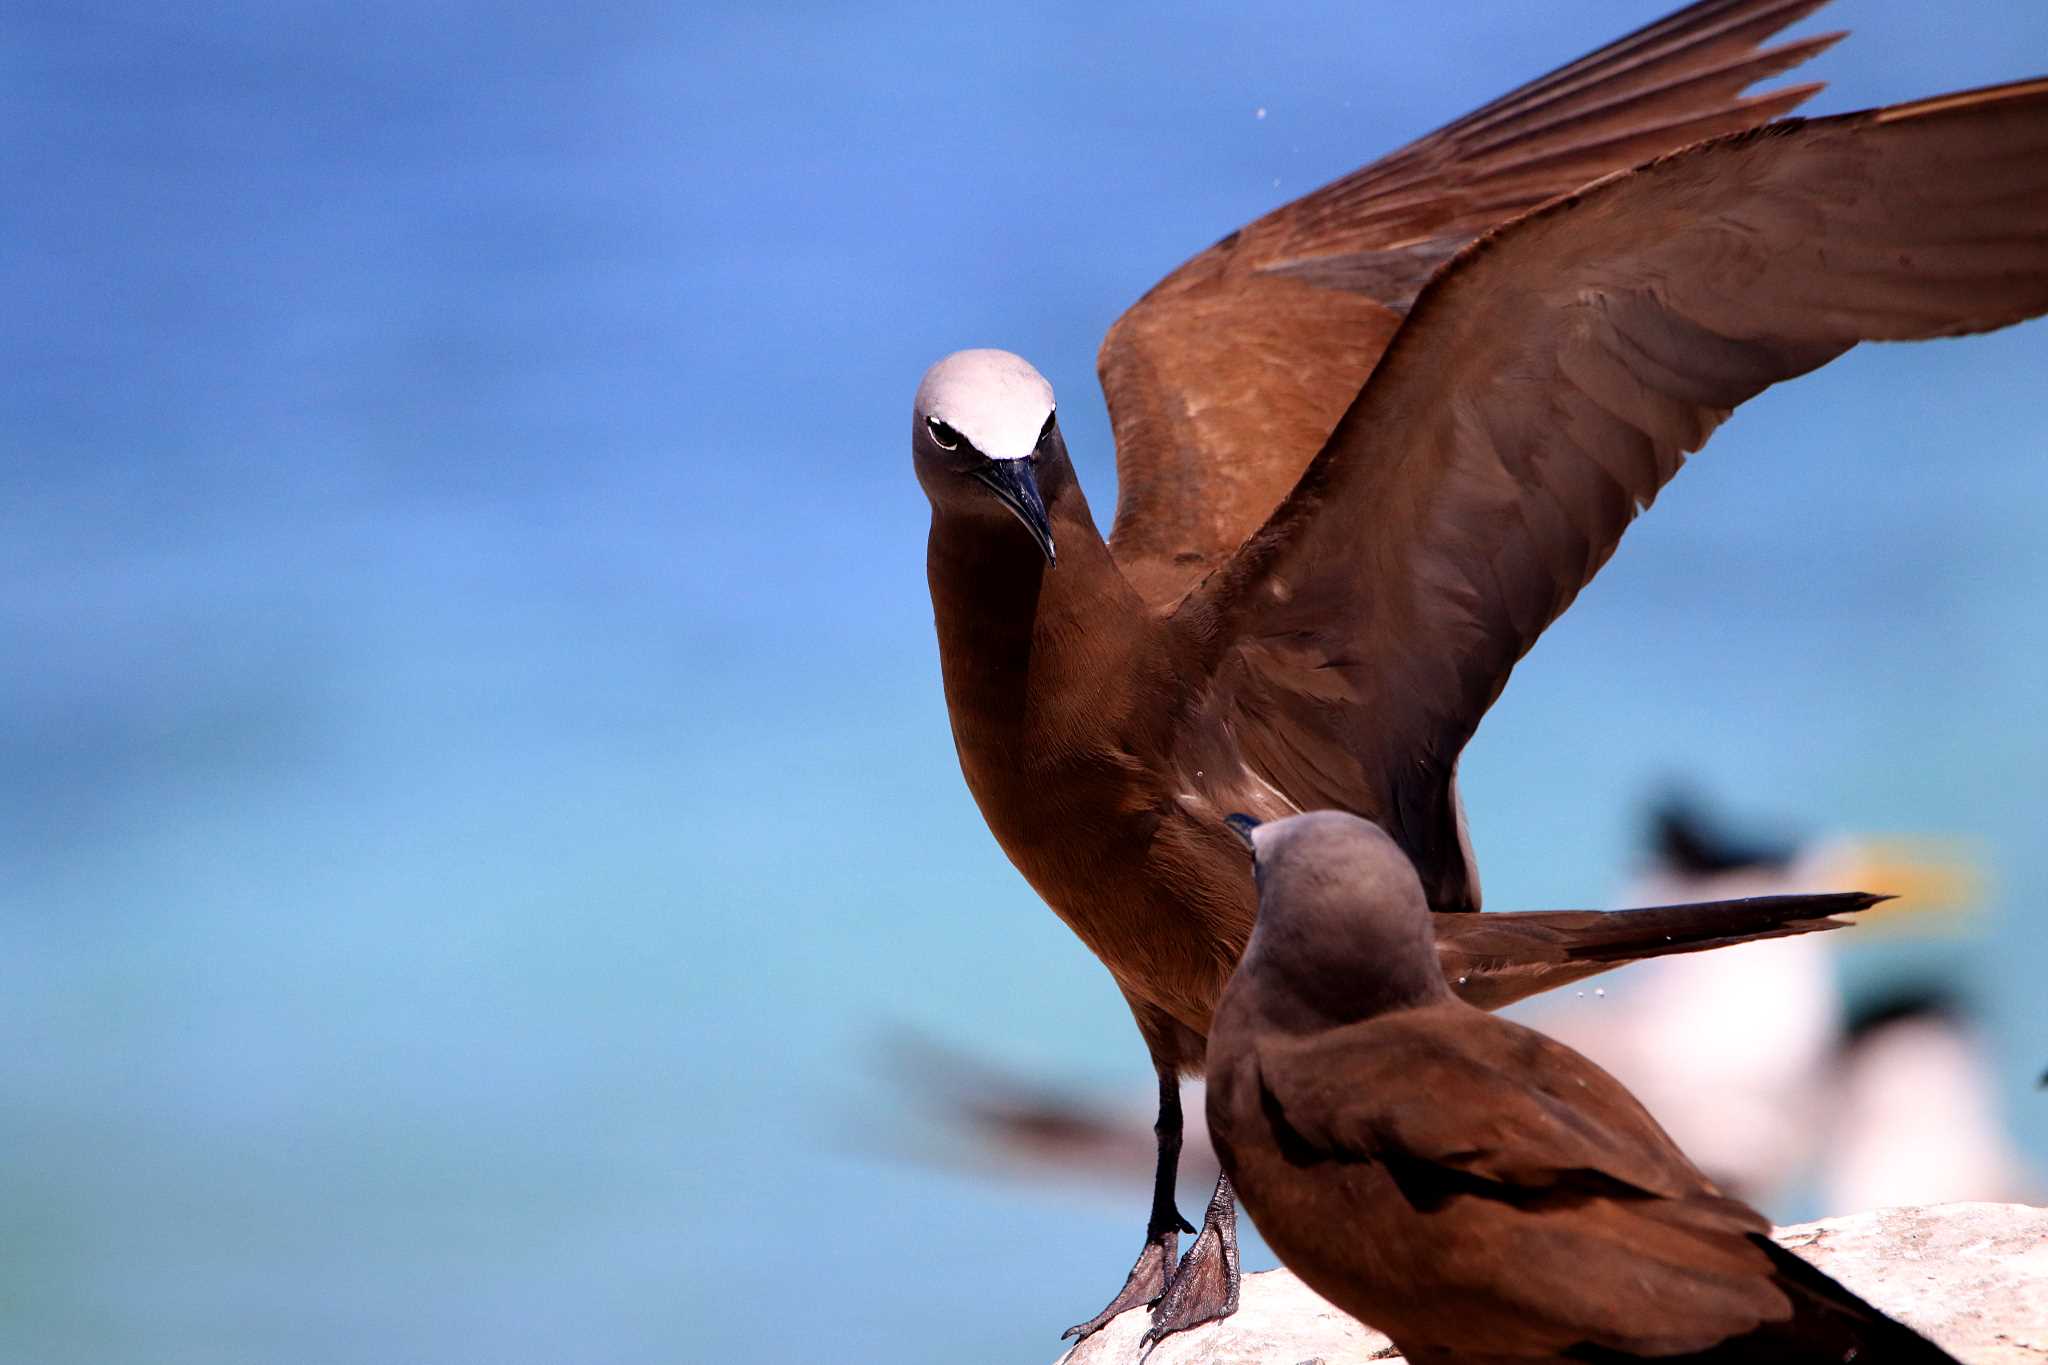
[915,348,1055,461]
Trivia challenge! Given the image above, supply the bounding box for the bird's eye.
[926,417,961,451]
[1037,410,1056,447]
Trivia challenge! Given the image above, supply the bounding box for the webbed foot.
[1060,1209,1194,1343]
[1141,1175,1239,1344]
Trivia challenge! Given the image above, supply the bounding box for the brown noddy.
[911,0,2048,1340]
[1206,810,1960,1365]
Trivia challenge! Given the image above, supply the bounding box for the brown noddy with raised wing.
[1206,810,1960,1364]
[910,0,2048,1341]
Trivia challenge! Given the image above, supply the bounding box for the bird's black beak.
[1224,813,1261,852]
[972,459,1057,566]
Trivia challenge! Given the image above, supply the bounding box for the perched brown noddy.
[912,0,2048,1339]
[1206,810,1959,1365]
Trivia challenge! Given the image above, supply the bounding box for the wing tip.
[1762,27,1848,67]
[1872,75,2048,124]
[1738,78,1830,117]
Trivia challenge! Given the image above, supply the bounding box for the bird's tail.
[1731,1235,1960,1363]
[1569,1232,1957,1363]
[1437,891,1884,1011]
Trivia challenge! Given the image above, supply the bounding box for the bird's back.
[1209,1001,1955,1361]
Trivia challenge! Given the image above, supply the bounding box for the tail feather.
[1435,891,1885,1010]
[1570,1235,1960,1362]
[1529,891,1886,963]
[1742,1234,1960,1363]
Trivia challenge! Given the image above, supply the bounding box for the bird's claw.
[1141,1182,1240,1344]
[1061,1225,1181,1342]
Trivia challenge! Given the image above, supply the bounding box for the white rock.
[1775,1203,2048,1363]
[1057,1267,1393,1365]
[1057,1202,2048,1365]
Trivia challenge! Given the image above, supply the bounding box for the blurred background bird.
[1520,790,2027,1217]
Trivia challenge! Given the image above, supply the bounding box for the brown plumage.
[1101,0,1847,610]
[1207,811,1958,1364]
[911,0,2048,1341]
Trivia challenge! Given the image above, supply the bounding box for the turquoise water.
[6,2,2046,1361]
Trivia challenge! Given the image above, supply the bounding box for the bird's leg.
[1142,1172,1240,1344]
[1059,1067,1195,1342]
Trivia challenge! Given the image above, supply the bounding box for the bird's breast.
[959,744,1256,1034]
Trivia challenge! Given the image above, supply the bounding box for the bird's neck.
[1229,913,1456,1039]
[925,474,1150,771]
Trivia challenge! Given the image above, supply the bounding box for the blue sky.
[5,2,2047,1361]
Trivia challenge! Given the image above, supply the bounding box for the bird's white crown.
[915,349,1054,461]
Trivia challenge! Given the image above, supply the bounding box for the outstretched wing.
[1100,0,1841,607]
[1181,79,2048,910]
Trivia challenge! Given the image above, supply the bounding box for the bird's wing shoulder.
[1252,1008,1790,1356]
[1100,0,1840,608]
[1176,79,2048,902]
[1252,1006,1718,1203]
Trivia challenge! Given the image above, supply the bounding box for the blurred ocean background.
[6,1,2046,1361]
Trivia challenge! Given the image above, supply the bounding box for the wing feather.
[1183,79,2048,908]
[1246,1010,1787,1352]
[1101,0,1840,606]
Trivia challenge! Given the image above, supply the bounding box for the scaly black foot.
[1060,1210,1195,1343]
[1142,1174,1240,1344]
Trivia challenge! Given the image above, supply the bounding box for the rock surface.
[1776,1203,2048,1364]
[1056,1264,1395,1365]
[1057,1202,2047,1364]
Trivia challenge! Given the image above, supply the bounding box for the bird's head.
[1238,810,1452,1028]
[912,349,1062,565]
